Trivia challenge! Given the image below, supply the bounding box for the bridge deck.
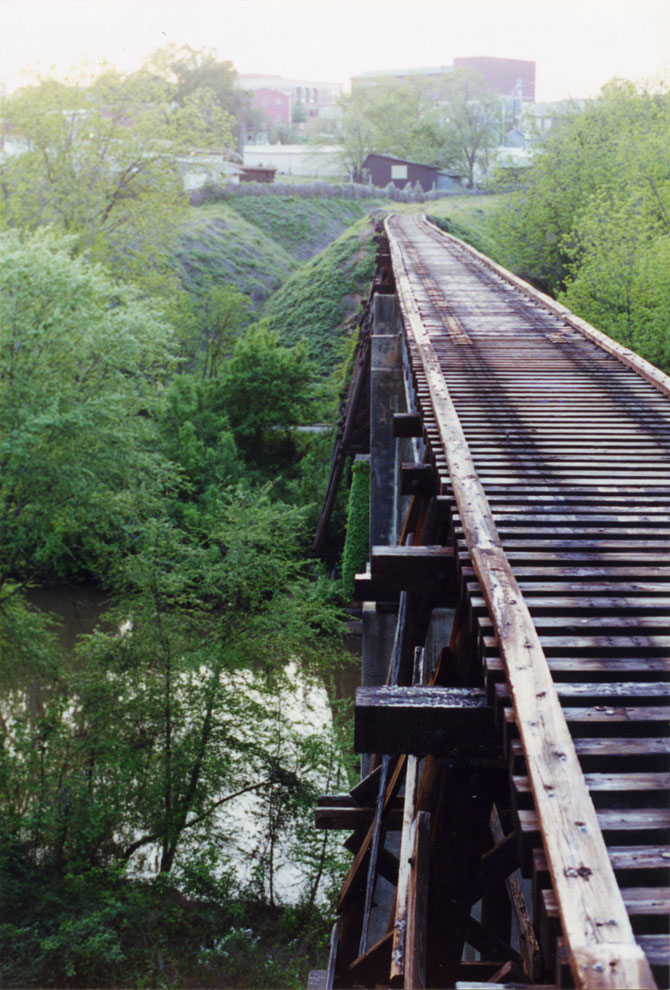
[318,215,670,990]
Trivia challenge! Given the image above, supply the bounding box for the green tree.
[422,69,501,187]
[147,43,255,150]
[219,323,316,473]
[487,79,670,367]
[0,65,235,287]
[0,488,347,879]
[315,69,499,185]
[0,228,174,585]
[560,192,670,369]
[196,284,254,379]
[331,75,441,180]
[490,80,670,293]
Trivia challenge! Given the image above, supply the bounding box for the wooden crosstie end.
[312,214,670,990]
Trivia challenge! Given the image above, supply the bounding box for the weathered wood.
[354,685,494,756]
[490,804,541,982]
[454,964,547,988]
[502,705,670,741]
[509,736,670,773]
[533,846,670,900]
[325,922,338,990]
[358,754,391,958]
[387,214,657,989]
[477,831,519,895]
[390,755,420,981]
[543,886,670,922]
[352,571,400,604]
[371,543,455,586]
[424,215,670,401]
[336,756,406,914]
[315,804,403,830]
[400,461,436,496]
[347,930,393,985]
[349,763,383,805]
[425,768,495,988]
[514,772,670,799]
[495,680,670,706]
[405,811,431,990]
[518,808,670,846]
[393,411,423,437]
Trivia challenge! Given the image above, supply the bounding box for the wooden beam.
[325,922,338,990]
[347,931,393,986]
[354,685,494,756]
[390,755,420,981]
[352,572,400,604]
[337,756,406,912]
[387,214,656,990]
[315,803,402,830]
[477,831,519,897]
[400,461,436,496]
[490,804,541,982]
[369,544,455,592]
[405,810,431,990]
[354,571,455,605]
[393,411,423,437]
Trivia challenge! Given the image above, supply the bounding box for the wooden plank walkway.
[316,214,670,990]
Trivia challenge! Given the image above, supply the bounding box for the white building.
[242,143,347,180]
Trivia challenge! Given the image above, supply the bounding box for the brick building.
[238,74,341,141]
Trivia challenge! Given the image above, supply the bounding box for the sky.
[1,0,669,102]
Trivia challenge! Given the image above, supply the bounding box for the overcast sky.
[1,0,669,101]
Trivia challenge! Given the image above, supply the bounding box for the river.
[26,583,360,904]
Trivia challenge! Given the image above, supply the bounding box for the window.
[391,164,408,180]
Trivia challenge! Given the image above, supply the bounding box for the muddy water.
[26,584,361,903]
[25,584,112,652]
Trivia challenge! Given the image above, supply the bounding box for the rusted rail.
[314,214,670,990]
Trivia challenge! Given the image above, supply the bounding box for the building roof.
[238,74,341,91]
[351,66,450,80]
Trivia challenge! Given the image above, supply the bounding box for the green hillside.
[174,203,297,305]
[225,195,373,260]
[261,217,378,373]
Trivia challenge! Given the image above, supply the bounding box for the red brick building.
[250,87,292,128]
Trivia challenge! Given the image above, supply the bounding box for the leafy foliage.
[489,80,670,368]
[0,229,174,584]
[0,55,381,987]
[314,68,500,186]
[341,458,370,601]
[0,68,234,291]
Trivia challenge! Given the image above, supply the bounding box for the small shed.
[240,165,276,183]
[362,153,461,192]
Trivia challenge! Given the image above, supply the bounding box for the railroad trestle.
[313,215,670,990]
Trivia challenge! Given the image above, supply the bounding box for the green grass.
[174,203,298,305]
[261,217,377,373]
[225,195,374,260]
